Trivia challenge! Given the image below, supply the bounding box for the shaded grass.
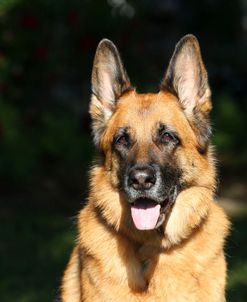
[0,202,246,301]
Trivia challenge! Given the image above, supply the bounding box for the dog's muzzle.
[123,164,178,231]
[128,165,156,191]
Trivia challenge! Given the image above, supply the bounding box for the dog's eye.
[115,134,129,146]
[162,132,173,143]
[160,132,178,144]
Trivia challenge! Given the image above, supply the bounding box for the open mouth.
[130,198,173,231]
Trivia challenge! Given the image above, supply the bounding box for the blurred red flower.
[0,83,8,93]
[21,15,39,29]
[68,10,80,25]
[35,47,49,60]
[80,35,97,51]
[0,121,4,139]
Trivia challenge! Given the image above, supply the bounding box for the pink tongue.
[131,201,161,230]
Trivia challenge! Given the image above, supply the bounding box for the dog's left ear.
[90,39,132,147]
[161,35,212,152]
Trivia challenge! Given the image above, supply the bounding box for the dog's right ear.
[90,39,132,147]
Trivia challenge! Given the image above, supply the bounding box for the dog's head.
[90,35,215,231]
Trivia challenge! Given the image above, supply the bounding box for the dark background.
[0,0,246,301]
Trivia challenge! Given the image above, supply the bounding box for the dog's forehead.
[115,91,188,130]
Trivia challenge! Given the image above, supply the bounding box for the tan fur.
[61,37,230,302]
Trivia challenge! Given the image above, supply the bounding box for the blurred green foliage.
[0,98,92,184]
[213,93,247,167]
[0,207,75,302]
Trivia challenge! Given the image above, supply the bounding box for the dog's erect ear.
[90,39,132,147]
[161,34,211,112]
[161,34,212,152]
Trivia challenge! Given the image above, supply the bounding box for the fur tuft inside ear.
[90,39,132,147]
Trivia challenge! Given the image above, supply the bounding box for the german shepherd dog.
[61,35,230,302]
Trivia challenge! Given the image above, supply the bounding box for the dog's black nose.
[129,166,156,190]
